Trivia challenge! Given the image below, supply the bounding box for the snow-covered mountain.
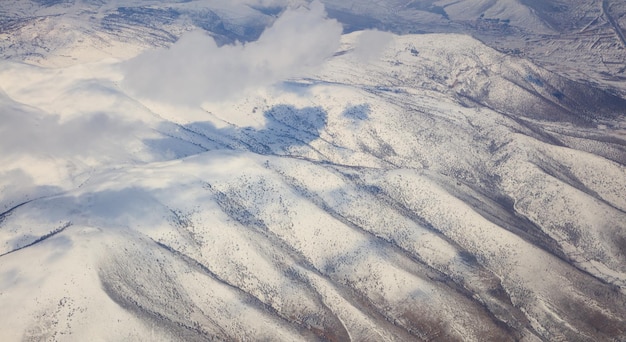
[1,1,625,341]
[4,0,626,88]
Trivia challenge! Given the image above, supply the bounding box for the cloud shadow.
[145,104,329,159]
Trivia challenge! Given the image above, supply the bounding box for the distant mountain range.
[2,0,625,91]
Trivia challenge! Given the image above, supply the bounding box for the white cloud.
[353,29,394,62]
[122,1,342,106]
[0,88,146,206]
[0,93,140,159]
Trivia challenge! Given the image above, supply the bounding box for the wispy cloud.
[0,92,140,159]
[353,30,393,62]
[122,1,342,106]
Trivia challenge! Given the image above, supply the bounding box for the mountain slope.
[1,28,625,340]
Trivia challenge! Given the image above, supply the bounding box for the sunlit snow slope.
[1,13,626,342]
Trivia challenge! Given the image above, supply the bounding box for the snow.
[0,12,625,341]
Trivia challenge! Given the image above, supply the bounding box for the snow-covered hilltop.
[1,1,625,341]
